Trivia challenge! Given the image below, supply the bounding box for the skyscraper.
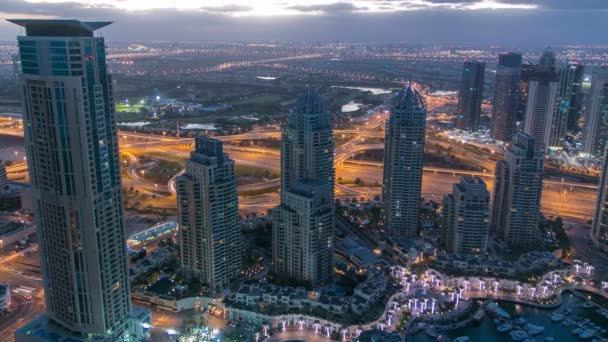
[10,19,147,341]
[456,61,485,131]
[0,161,9,194]
[383,85,427,239]
[582,68,608,157]
[272,88,334,285]
[490,52,522,142]
[523,78,559,149]
[591,146,608,252]
[441,176,490,254]
[523,50,559,150]
[176,136,241,291]
[561,62,584,133]
[490,132,544,247]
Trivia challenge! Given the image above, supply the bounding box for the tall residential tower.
[582,68,608,158]
[523,50,559,150]
[490,52,522,141]
[442,176,490,254]
[456,61,485,131]
[10,19,147,341]
[490,132,544,247]
[592,146,608,252]
[176,136,241,291]
[272,88,334,285]
[383,85,427,239]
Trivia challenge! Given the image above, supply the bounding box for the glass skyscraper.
[490,52,522,142]
[582,68,608,158]
[11,19,147,341]
[272,88,334,285]
[456,61,485,131]
[592,146,608,252]
[382,85,427,239]
[176,136,242,291]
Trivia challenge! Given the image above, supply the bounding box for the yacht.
[424,328,438,338]
[514,317,527,325]
[524,323,544,336]
[579,329,596,339]
[571,327,584,335]
[498,321,514,333]
[453,337,470,342]
[487,301,511,320]
[509,329,528,341]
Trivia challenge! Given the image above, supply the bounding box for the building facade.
[442,176,490,254]
[383,85,427,239]
[490,132,544,247]
[490,52,522,142]
[560,62,584,133]
[582,68,608,157]
[523,77,559,150]
[0,162,9,194]
[272,88,334,285]
[456,61,485,131]
[591,146,608,252]
[11,19,142,341]
[176,136,241,291]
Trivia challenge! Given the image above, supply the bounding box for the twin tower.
[271,85,427,285]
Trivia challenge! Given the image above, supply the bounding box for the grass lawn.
[116,103,145,113]
[235,165,279,179]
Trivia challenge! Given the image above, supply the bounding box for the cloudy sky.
[0,0,606,45]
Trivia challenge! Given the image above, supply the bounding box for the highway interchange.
[0,109,602,339]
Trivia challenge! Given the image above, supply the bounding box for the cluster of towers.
[453,48,608,253]
[10,17,608,342]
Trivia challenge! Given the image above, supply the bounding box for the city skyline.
[1,10,608,342]
[0,0,607,44]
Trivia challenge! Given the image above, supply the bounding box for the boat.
[514,317,528,325]
[424,328,438,338]
[545,338,555,342]
[509,329,528,341]
[579,329,596,339]
[550,313,564,322]
[473,309,485,323]
[524,323,544,336]
[487,301,511,320]
[562,318,574,327]
[572,328,584,335]
[454,337,470,342]
[583,301,594,308]
[498,321,514,333]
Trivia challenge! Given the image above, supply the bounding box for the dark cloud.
[0,0,606,45]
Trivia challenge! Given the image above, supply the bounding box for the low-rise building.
[350,269,388,315]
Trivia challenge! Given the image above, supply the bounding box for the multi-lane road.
[1,121,600,221]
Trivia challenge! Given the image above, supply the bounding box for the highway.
[1,119,601,221]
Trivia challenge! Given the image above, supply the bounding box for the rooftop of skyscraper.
[8,19,112,37]
[393,84,426,111]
